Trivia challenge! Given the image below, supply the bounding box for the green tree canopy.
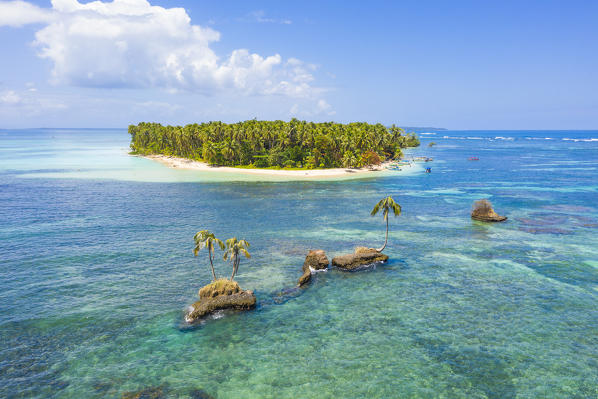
[129,119,419,169]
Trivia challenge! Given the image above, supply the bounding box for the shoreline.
[138,154,416,178]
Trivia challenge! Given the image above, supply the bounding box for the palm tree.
[193,230,224,281]
[128,120,421,169]
[370,196,401,252]
[221,140,235,164]
[223,237,250,281]
[202,141,218,164]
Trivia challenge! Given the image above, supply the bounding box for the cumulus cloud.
[1,0,324,100]
[0,1,53,27]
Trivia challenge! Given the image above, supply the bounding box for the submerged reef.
[122,386,165,399]
[517,211,598,234]
[121,385,215,399]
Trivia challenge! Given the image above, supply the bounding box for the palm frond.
[371,195,401,219]
[193,230,209,241]
[391,202,402,216]
[370,200,383,216]
[239,248,251,258]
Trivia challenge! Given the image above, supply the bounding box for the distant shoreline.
[138,154,416,178]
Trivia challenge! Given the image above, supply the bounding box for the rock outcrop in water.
[198,278,241,298]
[185,279,256,322]
[471,199,507,222]
[304,249,330,270]
[298,267,312,286]
[298,249,329,286]
[331,247,388,270]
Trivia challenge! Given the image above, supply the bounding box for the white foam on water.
[563,138,598,142]
[210,310,225,320]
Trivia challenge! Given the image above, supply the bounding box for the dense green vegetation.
[129,119,419,168]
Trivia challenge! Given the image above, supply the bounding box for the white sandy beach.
[140,154,417,178]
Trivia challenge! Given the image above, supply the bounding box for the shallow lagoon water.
[1,129,597,398]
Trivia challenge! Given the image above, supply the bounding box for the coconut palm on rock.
[370,196,402,252]
[193,230,225,281]
[224,238,251,281]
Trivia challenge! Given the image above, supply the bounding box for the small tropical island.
[128,119,420,177]
[186,196,403,322]
[186,231,255,323]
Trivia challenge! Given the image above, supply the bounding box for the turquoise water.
[1,128,597,398]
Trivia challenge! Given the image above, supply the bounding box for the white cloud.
[317,99,334,113]
[1,90,22,104]
[247,10,292,25]
[0,88,67,111]
[25,82,37,92]
[290,99,336,118]
[2,0,322,99]
[0,1,53,27]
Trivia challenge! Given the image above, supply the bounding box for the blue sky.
[0,0,597,129]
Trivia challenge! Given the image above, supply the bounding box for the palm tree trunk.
[230,255,238,281]
[209,251,217,281]
[377,217,389,252]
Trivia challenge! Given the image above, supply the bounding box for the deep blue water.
[1,129,597,398]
